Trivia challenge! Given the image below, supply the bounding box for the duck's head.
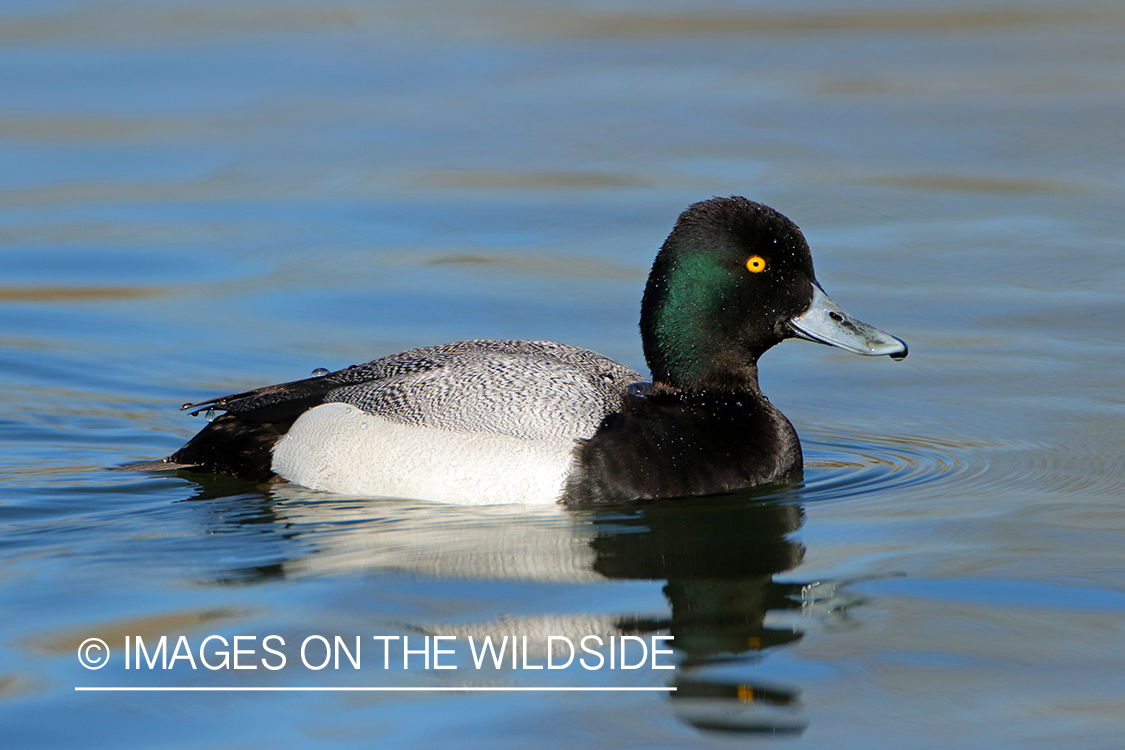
[640,196,907,392]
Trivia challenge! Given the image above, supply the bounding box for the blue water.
[2,1,1124,747]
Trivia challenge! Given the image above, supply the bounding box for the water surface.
[2,1,1124,747]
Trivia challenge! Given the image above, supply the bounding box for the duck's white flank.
[271,402,578,505]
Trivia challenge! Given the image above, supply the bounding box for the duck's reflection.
[186,476,827,735]
[587,496,810,734]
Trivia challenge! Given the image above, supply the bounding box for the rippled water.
[2,0,1124,747]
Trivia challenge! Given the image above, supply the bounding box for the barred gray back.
[324,340,642,441]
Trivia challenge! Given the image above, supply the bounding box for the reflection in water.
[588,499,811,734]
[181,476,837,735]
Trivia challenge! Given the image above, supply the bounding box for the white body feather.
[272,403,580,505]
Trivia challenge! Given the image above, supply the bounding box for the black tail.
[169,414,295,482]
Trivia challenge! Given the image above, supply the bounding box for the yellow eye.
[746,255,767,273]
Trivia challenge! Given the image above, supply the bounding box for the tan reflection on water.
[25,608,245,656]
[0,285,165,302]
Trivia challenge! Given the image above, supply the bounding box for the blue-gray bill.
[790,285,908,359]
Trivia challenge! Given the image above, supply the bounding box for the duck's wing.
[178,349,450,422]
[324,341,642,441]
[166,339,643,481]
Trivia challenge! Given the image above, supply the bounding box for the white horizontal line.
[75,686,674,692]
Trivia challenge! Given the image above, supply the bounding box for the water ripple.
[792,427,1125,505]
[794,427,993,503]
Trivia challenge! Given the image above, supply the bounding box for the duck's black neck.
[647,366,764,400]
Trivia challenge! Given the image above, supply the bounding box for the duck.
[159,196,907,504]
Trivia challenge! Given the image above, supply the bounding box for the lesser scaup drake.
[161,197,906,504]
